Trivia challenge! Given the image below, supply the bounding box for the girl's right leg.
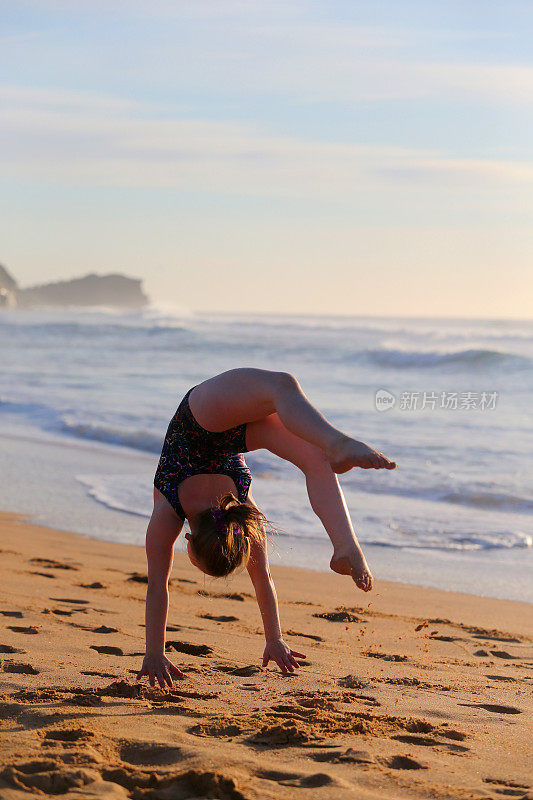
[191,368,396,473]
[271,373,396,473]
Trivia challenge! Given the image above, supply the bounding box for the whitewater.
[1,307,531,601]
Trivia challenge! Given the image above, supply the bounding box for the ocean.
[1,307,531,602]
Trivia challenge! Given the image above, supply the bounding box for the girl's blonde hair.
[189,492,268,577]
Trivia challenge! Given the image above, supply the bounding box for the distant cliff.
[0,264,149,309]
[0,264,17,292]
[18,273,148,309]
[0,264,17,307]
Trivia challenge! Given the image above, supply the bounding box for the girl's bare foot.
[330,549,374,592]
[327,434,397,474]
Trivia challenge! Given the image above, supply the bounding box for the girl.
[136,368,396,688]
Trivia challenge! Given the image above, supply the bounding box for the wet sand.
[0,510,531,799]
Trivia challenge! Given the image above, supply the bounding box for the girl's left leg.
[246,412,373,591]
[304,460,373,592]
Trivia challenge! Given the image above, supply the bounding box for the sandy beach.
[0,510,531,800]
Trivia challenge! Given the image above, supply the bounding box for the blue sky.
[1,1,531,316]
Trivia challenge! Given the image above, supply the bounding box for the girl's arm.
[136,493,186,688]
[246,536,306,673]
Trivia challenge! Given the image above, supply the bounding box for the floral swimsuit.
[154,385,252,520]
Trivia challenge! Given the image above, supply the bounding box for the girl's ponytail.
[189,492,269,577]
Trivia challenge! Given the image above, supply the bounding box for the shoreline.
[4,507,533,613]
[1,424,532,605]
[1,509,531,799]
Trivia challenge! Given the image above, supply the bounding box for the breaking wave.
[361,347,528,370]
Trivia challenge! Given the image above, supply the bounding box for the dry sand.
[0,510,531,800]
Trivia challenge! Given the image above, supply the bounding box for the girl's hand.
[136,652,186,688]
[262,639,306,674]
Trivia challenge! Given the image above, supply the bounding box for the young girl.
[136,368,396,688]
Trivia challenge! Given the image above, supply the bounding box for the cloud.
[1,85,532,197]
[0,84,139,113]
[2,2,532,107]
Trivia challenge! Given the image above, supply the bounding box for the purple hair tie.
[212,507,227,537]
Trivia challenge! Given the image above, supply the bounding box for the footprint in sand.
[475,634,522,643]
[98,766,255,798]
[289,600,321,607]
[313,608,366,623]
[100,679,216,702]
[50,598,90,605]
[30,558,79,571]
[197,589,252,602]
[81,670,117,678]
[392,734,469,753]
[364,651,408,662]
[465,625,524,644]
[0,661,39,675]
[286,629,323,642]
[189,719,248,740]
[246,721,321,747]
[78,582,107,589]
[215,664,261,676]
[48,608,76,616]
[12,687,64,703]
[429,635,463,642]
[126,572,150,583]
[338,675,371,690]
[199,613,239,622]
[7,625,39,635]
[166,688,218,700]
[490,649,521,660]
[256,768,333,788]
[311,748,374,765]
[88,625,118,634]
[44,728,95,743]
[385,755,428,770]
[465,703,522,715]
[432,728,467,742]
[0,701,24,720]
[341,693,381,707]
[28,571,56,579]
[294,696,338,711]
[0,760,95,794]
[270,702,329,719]
[483,777,530,792]
[0,610,23,618]
[65,693,103,707]
[99,680,146,699]
[165,641,213,657]
[89,645,123,656]
[120,741,185,766]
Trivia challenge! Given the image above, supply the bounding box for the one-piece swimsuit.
[153,385,251,520]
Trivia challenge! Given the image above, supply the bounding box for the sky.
[1,1,532,317]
